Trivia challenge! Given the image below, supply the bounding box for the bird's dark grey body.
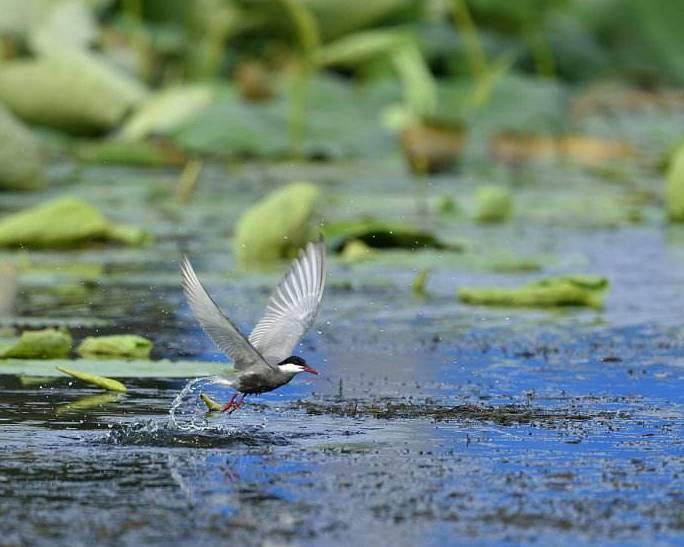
[181,241,326,411]
[230,360,299,394]
[234,371,291,395]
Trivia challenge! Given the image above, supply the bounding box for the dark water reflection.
[3,166,684,544]
[2,309,684,547]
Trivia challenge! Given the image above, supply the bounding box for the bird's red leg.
[228,394,246,415]
[221,393,238,413]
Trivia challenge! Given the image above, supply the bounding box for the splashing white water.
[169,376,228,431]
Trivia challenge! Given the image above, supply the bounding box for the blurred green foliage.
[0,0,680,192]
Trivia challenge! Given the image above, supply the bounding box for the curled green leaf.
[56,366,127,392]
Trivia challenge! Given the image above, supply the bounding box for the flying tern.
[181,239,326,413]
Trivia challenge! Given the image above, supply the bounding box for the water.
[2,149,684,545]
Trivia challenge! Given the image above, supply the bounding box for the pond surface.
[2,148,684,546]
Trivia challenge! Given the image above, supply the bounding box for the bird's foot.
[221,393,238,413]
[227,394,246,415]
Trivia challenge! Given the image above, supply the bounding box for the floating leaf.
[119,85,214,141]
[341,239,376,263]
[666,144,684,223]
[0,197,151,249]
[474,185,513,223]
[0,359,233,378]
[173,77,396,159]
[412,269,430,296]
[0,50,146,134]
[0,105,45,190]
[77,335,153,360]
[56,365,127,392]
[323,218,460,252]
[436,74,567,133]
[200,393,223,412]
[235,181,320,267]
[458,275,609,309]
[436,195,460,215]
[29,0,97,53]
[0,328,72,359]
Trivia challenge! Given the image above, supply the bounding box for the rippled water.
[3,153,684,545]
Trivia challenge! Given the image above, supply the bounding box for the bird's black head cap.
[278,355,307,367]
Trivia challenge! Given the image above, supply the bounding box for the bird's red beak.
[303,366,319,375]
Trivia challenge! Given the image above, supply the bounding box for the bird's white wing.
[249,240,326,364]
[181,256,274,371]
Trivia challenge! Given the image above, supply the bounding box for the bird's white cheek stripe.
[279,363,303,374]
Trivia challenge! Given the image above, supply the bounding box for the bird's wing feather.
[249,240,326,364]
[181,256,274,371]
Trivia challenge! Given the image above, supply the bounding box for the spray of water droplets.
[169,376,225,431]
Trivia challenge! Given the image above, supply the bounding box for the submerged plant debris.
[294,399,620,426]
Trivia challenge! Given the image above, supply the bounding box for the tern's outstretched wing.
[181,256,274,371]
[249,240,326,364]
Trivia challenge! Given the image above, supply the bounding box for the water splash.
[168,376,227,431]
[102,419,281,448]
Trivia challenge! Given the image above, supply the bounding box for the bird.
[180,239,326,414]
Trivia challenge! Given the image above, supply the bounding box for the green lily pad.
[0,50,146,134]
[322,218,460,252]
[28,0,97,53]
[412,268,430,296]
[0,197,151,249]
[0,359,234,378]
[458,275,609,309]
[173,77,396,159]
[77,335,153,360]
[341,239,376,263]
[0,328,72,359]
[666,144,684,223]
[474,185,513,223]
[0,105,45,190]
[435,74,567,133]
[119,84,214,140]
[234,181,320,267]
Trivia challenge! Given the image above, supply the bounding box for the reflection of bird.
[181,240,326,414]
